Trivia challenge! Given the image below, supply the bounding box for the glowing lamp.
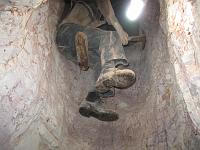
[126,0,145,21]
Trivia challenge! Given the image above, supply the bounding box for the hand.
[118,29,129,45]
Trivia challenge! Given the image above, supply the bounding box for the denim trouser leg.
[56,23,129,87]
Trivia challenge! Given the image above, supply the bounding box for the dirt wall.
[0,0,200,149]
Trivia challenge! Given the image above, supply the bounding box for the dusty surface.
[0,0,200,150]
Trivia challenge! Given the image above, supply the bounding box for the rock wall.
[0,1,67,149]
[160,0,200,133]
[0,0,200,150]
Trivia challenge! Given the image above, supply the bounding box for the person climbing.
[56,0,136,121]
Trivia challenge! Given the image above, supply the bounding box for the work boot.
[96,67,136,93]
[79,91,119,121]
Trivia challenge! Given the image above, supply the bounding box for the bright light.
[126,0,145,21]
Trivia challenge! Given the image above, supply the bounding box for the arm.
[96,0,129,45]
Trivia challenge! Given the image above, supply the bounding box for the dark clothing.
[56,23,128,71]
[71,0,102,22]
[57,1,134,120]
[56,2,129,94]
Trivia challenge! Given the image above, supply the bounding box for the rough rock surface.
[0,0,200,150]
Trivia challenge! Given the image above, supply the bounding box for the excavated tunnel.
[1,0,200,149]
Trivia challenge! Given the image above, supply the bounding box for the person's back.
[61,0,105,28]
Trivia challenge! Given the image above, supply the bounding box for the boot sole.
[75,32,89,71]
[102,69,136,89]
[79,105,119,122]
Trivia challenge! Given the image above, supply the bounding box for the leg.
[80,30,136,121]
[96,31,136,93]
[99,31,129,68]
[56,23,102,68]
[56,24,119,121]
